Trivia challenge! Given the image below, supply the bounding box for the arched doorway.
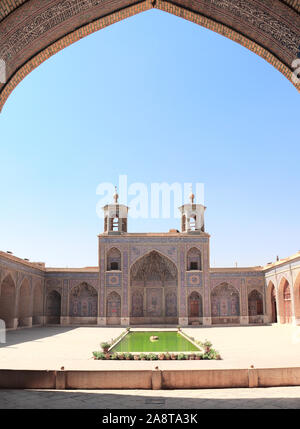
[32,282,43,325]
[46,290,61,324]
[188,291,203,325]
[211,282,240,325]
[283,282,292,324]
[18,278,32,327]
[0,274,16,329]
[293,273,300,325]
[278,278,292,324]
[106,291,121,325]
[248,289,264,324]
[266,281,277,323]
[130,250,178,324]
[271,284,278,323]
[69,283,98,324]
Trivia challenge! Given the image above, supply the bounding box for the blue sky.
[0,10,299,268]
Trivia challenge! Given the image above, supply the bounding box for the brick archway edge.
[0,0,299,112]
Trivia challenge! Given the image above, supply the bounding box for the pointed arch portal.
[130,250,178,324]
[0,0,299,112]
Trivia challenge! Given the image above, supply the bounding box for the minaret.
[102,186,129,234]
[178,188,206,233]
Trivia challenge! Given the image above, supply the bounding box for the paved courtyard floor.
[0,324,300,370]
[1,386,300,409]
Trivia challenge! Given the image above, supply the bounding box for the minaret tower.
[102,186,129,234]
[178,188,206,233]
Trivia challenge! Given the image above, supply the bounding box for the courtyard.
[1,324,300,409]
[1,324,300,370]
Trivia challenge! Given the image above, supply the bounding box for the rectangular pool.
[110,331,200,353]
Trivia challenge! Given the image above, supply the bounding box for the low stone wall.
[1,367,300,390]
[66,370,153,389]
[0,370,56,389]
[162,369,249,389]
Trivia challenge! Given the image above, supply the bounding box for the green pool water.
[110,331,200,353]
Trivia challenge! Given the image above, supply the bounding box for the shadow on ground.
[0,327,77,348]
[0,389,300,409]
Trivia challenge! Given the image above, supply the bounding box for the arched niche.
[106,291,121,325]
[18,278,32,327]
[69,282,98,324]
[188,291,203,325]
[278,277,293,324]
[187,247,202,271]
[33,281,43,325]
[293,273,300,325]
[211,282,240,325]
[107,247,121,271]
[0,274,16,329]
[248,289,264,324]
[46,290,61,324]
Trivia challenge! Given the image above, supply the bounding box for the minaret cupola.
[179,188,206,233]
[102,186,129,234]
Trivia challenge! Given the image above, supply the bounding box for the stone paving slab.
[1,387,300,409]
[0,325,300,370]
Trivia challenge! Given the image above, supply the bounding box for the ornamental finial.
[189,185,195,204]
[113,185,119,203]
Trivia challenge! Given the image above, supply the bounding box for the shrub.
[149,353,158,360]
[92,351,101,359]
[93,351,106,360]
[140,353,147,360]
[111,353,119,360]
[100,341,111,351]
[206,348,222,360]
[124,353,133,360]
[177,353,186,360]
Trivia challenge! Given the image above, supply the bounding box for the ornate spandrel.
[131,251,177,284]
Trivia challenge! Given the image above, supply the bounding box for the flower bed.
[92,351,221,360]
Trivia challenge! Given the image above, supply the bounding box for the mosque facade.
[0,191,299,329]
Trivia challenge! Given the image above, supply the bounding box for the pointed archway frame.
[0,0,299,112]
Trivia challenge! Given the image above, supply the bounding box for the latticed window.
[107,247,121,271]
[187,247,202,271]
